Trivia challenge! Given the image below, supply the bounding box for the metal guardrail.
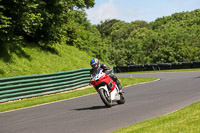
[114,61,200,73]
[0,68,91,102]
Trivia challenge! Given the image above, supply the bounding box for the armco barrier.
[144,64,160,71]
[158,63,172,70]
[114,61,200,73]
[0,68,91,102]
[114,65,145,73]
[181,62,193,69]
[193,61,200,68]
[171,62,182,69]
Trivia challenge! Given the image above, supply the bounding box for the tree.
[96,19,120,39]
[0,0,95,43]
[98,9,200,65]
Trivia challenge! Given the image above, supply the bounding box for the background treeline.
[0,0,200,67]
[96,9,200,66]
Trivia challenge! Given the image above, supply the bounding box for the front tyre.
[98,88,112,107]
[117,94,125,104]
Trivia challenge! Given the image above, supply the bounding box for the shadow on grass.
[0,42,31,62]
[0,41,59,62]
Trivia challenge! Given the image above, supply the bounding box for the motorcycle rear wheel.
[117,94,125,104]
[98,88,112,107]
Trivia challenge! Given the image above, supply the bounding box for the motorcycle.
[90,68,125,107]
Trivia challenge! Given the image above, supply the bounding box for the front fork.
[98,85,120,101]
[98,85,110,97]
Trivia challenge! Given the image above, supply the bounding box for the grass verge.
[112,102,200,133]
[112,69,200,133]
[0,77,157,112]
[0,43,93,78]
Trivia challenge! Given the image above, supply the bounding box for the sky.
[86,0,200,24]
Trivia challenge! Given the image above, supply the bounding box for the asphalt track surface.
[0,71,200,133]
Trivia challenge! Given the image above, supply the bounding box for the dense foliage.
[97,9,200,65]
[0,0,97,60]
[0,0,200,67]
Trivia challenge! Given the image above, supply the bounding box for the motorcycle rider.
[90,58,123,94]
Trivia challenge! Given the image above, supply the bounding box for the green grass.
[119,77,158,87]
[113,102,200,133]
[0,77,157,112]
[113,69,200,133]
[0,43,94,78]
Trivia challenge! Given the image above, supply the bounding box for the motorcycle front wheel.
[98,88,112,107]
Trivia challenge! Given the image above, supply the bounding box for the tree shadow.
[0,42,31,62]
[0,40,59,62]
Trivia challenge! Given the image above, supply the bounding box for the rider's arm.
[100,64,112,75]
[90,69,94,78]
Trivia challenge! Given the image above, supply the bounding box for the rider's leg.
[109,74,123,93]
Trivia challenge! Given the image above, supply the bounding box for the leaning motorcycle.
[90,68,125,107]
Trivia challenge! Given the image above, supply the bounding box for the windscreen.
[91,67,103,78]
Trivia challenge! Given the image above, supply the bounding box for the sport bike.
[90,68,125,107]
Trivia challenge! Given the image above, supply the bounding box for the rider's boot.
[117,82,123,94]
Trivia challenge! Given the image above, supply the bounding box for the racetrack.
[0,71,200,133]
